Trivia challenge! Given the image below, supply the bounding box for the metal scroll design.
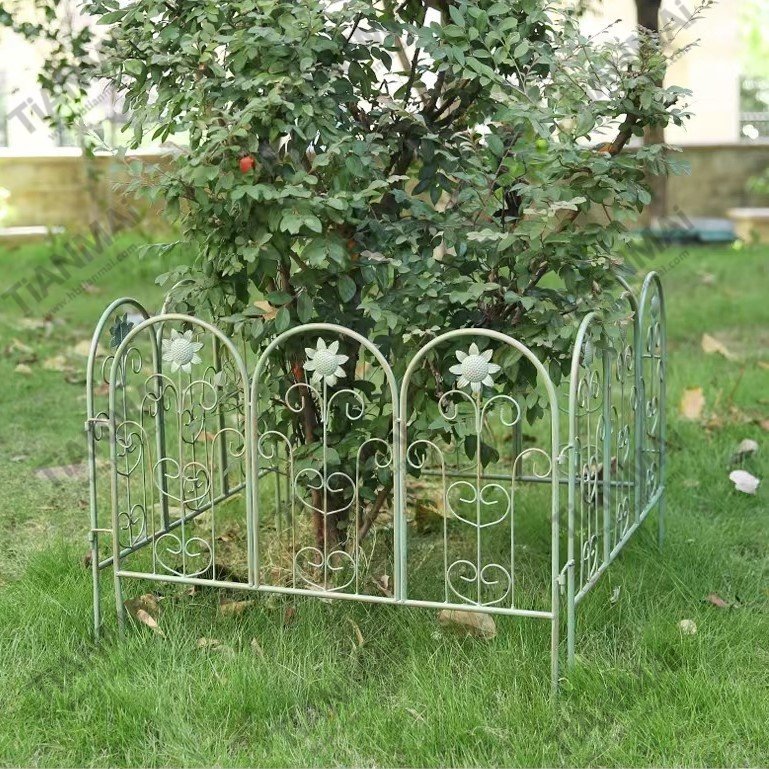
[401,326,567,611]
[408,389,523,608]
[638,275,665,509]
[569,303,639,596]
[108,316,250,580]
[572,343,605,591]
[251,327,397,595]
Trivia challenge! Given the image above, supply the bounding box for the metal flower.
[303,338,348,387]
[449,343,501,393]
[109,313,134,349]
[162,329,204,374]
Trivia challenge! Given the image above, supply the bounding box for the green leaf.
[297,292,314,323]
[337,275,357,303]
[274,307,291,333]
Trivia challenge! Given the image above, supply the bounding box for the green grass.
[0,234,768,767]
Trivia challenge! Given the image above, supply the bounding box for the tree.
[635,0,667,223]
[84,0,692,552]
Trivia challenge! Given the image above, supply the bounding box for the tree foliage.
[85,0,695,543]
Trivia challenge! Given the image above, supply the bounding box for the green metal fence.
[86,272,666,693]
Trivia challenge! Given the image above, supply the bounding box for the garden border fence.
[86,272,666,692]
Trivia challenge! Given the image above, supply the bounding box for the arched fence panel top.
[249,322,399,599]
[87,297,152,418]
[107,313,253,585]
[397,328,561,617]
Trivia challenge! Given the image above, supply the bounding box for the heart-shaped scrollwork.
[293,546,356,592]
[153,458,211,508]
[446,559,512,607]
[293,467,355,518]
[118,503,147,549]
[154,532,212,577]
[445,481,510,529]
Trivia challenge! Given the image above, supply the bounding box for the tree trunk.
[635,0,668,224]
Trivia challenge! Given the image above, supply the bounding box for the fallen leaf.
[610,586,621,605]
[761,420,769,433]
[219,598,255,617]
[678,619,697,635]
[14,363,32,375]
[682,478,700,489]
[406,708,426,723]
[196,637,235,655]
[10,454,29,462]
[72,339,104,357]
[42,355,70,372]
[250,637,265,659]
[64,371,87,385]
[437,609,496,640]
[704,593,730,609]
[373,573,392,597]
[6,338,34,356]
[347,618,365,648]
[701,333,736,360]
[80,282,101,295]
[758,361,769,371]
[680,387,705,420]
[124,594,164,637]
[731,438,759,463]
[699,272,716,286]
[135,608,164,636]
[83,551,93,569]
[729,469,760,495]
[283,606,297,625]
[34,462,89,483]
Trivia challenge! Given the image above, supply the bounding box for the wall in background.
[0,149,173,232]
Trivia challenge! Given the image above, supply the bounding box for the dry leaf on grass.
[218,598,255,617]
[729,469,761,495]
[347,618,365,649]
[6,338,34,356]
[731,438,759,463]
[701,333,736,360]
[680,387,705,420]
[704,593,730,609]
[14,363,32,375]
[610,586,622,605]
[196,638,235,656]
[437,609,497,640]
[250,638,265,659]
[72,339,106,357]
[42,355,71,372]
[678,619,697,635]
[373,573,392,597]
[124,594,165,637]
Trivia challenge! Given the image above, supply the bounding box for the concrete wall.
[581,0,742,145]
[668,142,769,217]
[0,149,174,231]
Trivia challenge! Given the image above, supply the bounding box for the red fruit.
[239,155,255,173]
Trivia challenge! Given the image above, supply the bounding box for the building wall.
[581,0,742,144]
[0,149,174,231]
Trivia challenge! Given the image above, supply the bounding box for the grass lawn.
[0,234,768,767]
